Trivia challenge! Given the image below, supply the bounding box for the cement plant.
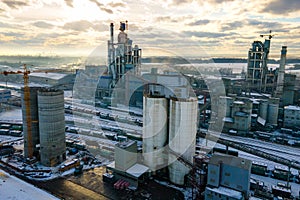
[1,22,300,200]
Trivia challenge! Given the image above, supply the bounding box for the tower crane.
[260,30,275,40]
[1,64,68,158]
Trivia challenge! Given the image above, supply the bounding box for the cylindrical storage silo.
[143,95,168,171]
[218,96,233,117]
[231,101,244,118]
[38,89,66,167]
[168,97,197,185]
[259,100,268,120]
[267,104,279,126]
[21,87,41,158]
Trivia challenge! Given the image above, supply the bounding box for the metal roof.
[209,153,252,170]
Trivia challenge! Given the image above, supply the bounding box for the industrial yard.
[0,19,300,200]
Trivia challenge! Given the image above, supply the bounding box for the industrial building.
[21,87,66,166]
[219,96,253,135]
[106,140,150,189]
[283,105,300,129]
[0,72,75,89]
[29,72,74,86]
[246,32,275,93]
[205,153,252,200]
[96,21,142,102]
[281,73,297,106]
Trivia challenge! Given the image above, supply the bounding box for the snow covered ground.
[0,108,22,122]
[0,169,59,200]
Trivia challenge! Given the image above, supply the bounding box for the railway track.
[200,132,300,171]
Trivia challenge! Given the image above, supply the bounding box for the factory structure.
[96,21,142,102]
[21,87,66,166]
[205,154,252,200]
[219,31,300,134]
[1,21,300,199]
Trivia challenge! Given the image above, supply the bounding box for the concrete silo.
[218,96,233,117]
[38,89,66,166]
[142,94,168,171]
[267,104,279,126]
[168,97,197,185]
[259,100,268,120]
[21,87,41,158]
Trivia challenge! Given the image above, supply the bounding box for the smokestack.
[279,46,287,72]
[110,23,114,43]
[275,46,287,97]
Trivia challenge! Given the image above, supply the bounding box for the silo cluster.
[258,97,279,126]
[142,89,197,185]
[21,87,66,166]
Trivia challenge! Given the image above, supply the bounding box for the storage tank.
[218,96,233,117]
[231,101,244,118]
[168,97,197,185]
[21,87,41,158]
[143,95,168,171]
[267,104,279,126]
[38,89,66,166]
[259,100,268,120]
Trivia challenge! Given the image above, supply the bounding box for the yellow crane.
[1,64,66,158]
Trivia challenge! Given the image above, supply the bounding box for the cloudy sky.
[0,0,299,58]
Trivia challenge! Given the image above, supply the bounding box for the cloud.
[64,0,73,7]
[155,16,179,23]
[187,19,210,26]
[220,21,243,31]
[32,21,54,29]
[89,0,113,14]
[262,0,300,14]
[108,2,126,8]
[207,0,235,3]
[247,19,282,30]
[183,31,232,38]
[2,0,29,9]
[171,0,235,5]
[0,21,13,28]
[2,32,24,37]
[171,0,192,5]
[62,20,107,32]
[63,20,94,31]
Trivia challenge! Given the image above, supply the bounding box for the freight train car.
[271,185,291,198]
[251,161,268,176]
[272,166,291,181]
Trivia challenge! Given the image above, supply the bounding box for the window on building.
[225,172,231,176]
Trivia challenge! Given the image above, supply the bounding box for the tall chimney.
[275,46,287,96]
[110,23,114,44]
